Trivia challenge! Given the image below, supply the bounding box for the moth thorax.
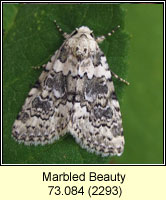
[73,37,89,60]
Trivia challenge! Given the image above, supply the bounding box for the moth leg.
[54,20,69,39]
[111,71,130,85]
[32,64,46,70]
[96,25,120,43]
[32,51,58,71]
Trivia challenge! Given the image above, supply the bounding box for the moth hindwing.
[12,24,127,157]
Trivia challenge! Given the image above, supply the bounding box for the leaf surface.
[3,4,129,164]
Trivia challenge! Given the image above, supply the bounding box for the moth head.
[69,26,97,60]
[74,26,95,39]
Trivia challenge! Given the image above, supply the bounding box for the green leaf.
[3,4,129,164]
[3,4,20,35]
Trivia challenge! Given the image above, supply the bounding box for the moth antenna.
[96,25,120,43]
[54,20,69,38]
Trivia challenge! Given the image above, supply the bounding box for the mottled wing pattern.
[12,25,125,157]
[12,52,71,145]
[69,49,124,156]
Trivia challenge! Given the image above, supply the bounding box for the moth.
[12,21,129,157]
